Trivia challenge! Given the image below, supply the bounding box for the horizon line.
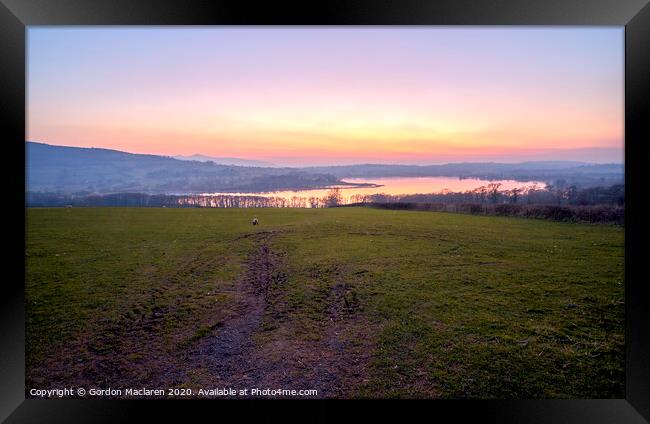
[25,140,625,167]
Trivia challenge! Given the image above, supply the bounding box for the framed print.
[2,0,649,422]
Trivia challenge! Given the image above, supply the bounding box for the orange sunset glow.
[27,27,623,165]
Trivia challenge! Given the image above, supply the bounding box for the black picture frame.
[2,0,648,422]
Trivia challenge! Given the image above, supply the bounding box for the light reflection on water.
[199,176,545,202]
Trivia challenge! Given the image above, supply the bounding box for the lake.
[200,176,546,204]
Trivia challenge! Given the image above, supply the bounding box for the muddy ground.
[27,231,377,398]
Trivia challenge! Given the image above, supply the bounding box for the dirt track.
[26,230,376,398]
[183,231,376,398]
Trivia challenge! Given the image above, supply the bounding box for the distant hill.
[173,154,275,167]
[25,142,339,195]
[25,142,624,195]
[303,162,624,188]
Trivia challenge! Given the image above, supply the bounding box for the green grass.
[25,207,624,398]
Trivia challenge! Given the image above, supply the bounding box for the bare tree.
[510,188,520,204]
[323,188,343,207]
[487,183,502,204]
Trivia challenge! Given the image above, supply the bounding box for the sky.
[27,27,624,166]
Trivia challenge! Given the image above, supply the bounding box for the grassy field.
[25,207,624,398]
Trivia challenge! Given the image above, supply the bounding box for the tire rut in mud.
[185,233,380,398]
[28,230,377,398]
[184,233,288,389]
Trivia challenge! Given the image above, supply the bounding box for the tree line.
[347,183,624,206]
[350,202,624,225]
[26,183,624,210]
